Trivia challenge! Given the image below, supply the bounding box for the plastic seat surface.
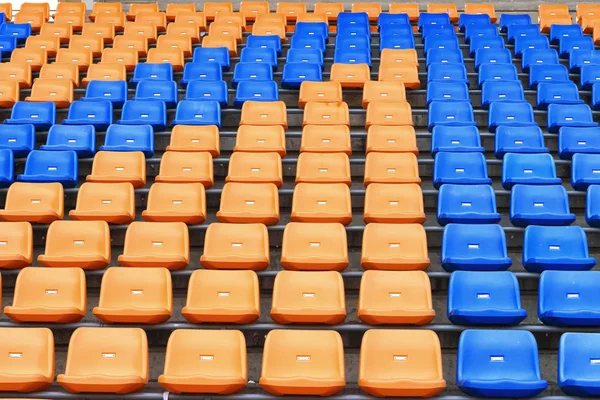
[5,101,55,130]
[156,151,214,187]
[558,332,600,396]
[494,126,549,158]
[437,184,501,225]
[100,124,154,157]
[117,100,167,130]
[433,152,491,189]
[510,184,576,227]
[361,223,430,270]
[431,125,484,155]
[0,221,32,268]
[166,125,220,156]
[502,153,562,189]
[63,101,113,131]
[200,223,269,270]
[142,182,206,224]
[281,222,348,271]
[291,183,352,225]
[301,125,351,155]
[69,182,135,224]
[17,150,77,188]
[82,81,128,107]
[87,151,146,188]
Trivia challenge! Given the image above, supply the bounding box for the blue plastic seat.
[338,12,370,28]
[457,330,547,397]
[550,24,583,45]
[378,13,410,27]
[559,332,600,395]
[379,34,415,51]
[333,48,372,65]
[522,49,560,73]
[541,271,600,326]
[379,23,413,37]
[418,12,451,30]
[17,150,78,187]
[185,80,228,107]
[510,184,576,227]
[428,101,476,132]
[295,22,329,43]
[507,23,540,44]
[421,24,455,39]
[529,64,570,89]
[593,82,600,111]
[130,63,173,84]
[100,124,154,157]
[536,82,583,111]
[133,80,178,108]
[426,81,470,106]
[502,153,561,189]
[423,36,459,54]
[514,35,550,58]
[240,47,278,70]
[0,35,16,53]
[494,126,549,158]
[431,125,484,155]
[580,64,600,89]
[571,153,600,190]
[587,185,600,227]
[559,35,594,58]
[5,101,56,130]
[281,62,322,89]
[0,124,34,157]
[232,62,274,88]
[192,47,231,71]
[481,80,526,109]
[569,49,600,72]
[488,102,537,133]
[425,48,464,67]
[246,35,282,57]
[62,101,112,131]
[172,100,221,128]
[234,80,279,108]
[290,35,326,53]
[180,62,223,87]
[474,48,512,71]
[448,271,527,325]
[40,125,95,158]
[286,48,324,66]
[477,63,518,87]
[0,23,31,44]
[433,152,491,189]
[441,224,512,272]
[428,63,468,84]
[459,13,491,32]
[499,13,532,32]
[469,36,505,57]
[335,34,370,50]
[337,26,371,39]
[559,126,600,159]
[547,103,599,134]
[464,24,498,44]
[81,80,128,108]
[523,226,595,273]
[0,148,13,187]
[438,184,501,225]
[117,100,167,131]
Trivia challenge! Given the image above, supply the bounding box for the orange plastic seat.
[0,80,19,108]
[53,12,85,32]
[159,329,247,395]
[0,182,63,223]
[118,221,189,270]
[142,182,207,224]
[20,3,50,20]
[123,21,158,43]
[214,12,247,31]
[362,81,406,108]
[166,125,220,156]
[201,35,238,56]
[200,223,270,270]
[577,4,600,23]
[378,65,420,89]
[0,222,32,268]
[0,327,54,392]
[39,62,79,88]
[389,3,420,21]
[582,15,600,33]
[361,223,430,270]
[55,48,92,71]
[0,3,11,21]
[217,182,280,225]
[14,12,45,31]
[25,35,60,57]
[359,329,445,396]
[69,182,135,224]
[135,11,167,32]
[39,22,73,44]
[100,48,139,72]
[4,267,86,323]
[299,81,343,108]
[112,35,149,57]
[594,23,600,43]
[183,270,260,323]
[89,2,122,21]
[296,152,351,186]
[540,14,572,32]
[380,48,419,67]
[539,4,570,18]
[291,183,352,225]
[81,63,127,87]
[427,3,458,22]
[364,152,420,186]
[276,2,306,22]
[156,151,214,187]
[25,79,73,108]
[364,184,425,223]
[52,2,85,19]
[303,101,350,126]
[95,12,126,32]
[352,3,382,21]
[300,125,351,155]
[0,62,32,88]
[175,12,207,31]
[297,12,328,23]
[145,48,182,72]
[127,3,158,20]
[226,152,283,187]
[366,101,413,128]
[252,21,286,40]
[314,2,344,21]
[166,3,196,21]
[464,3,497,22]
[330,63,371,88]
[240,1,270,21]
[234,125,286,156]
[358,270,435,324]
[87,151,146,188]
[271,270,346,324]
[57,327,148,394]
[80,24,114,45]
[281,222,348,271]
[166,22,201,44]
[93,267,172,324]
[208,22,243,44]
[69,34,103,58]
[366,125,418,154]
[10,48,47,72]
[157,35,193,57]
[260,330,345,396]
[240,101,288,128]
[203,2,233,21]
[37,220,110,270]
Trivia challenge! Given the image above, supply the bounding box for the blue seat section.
[290,35,326,53]
[40,125,95,158]
[192,47,231,71]
[558,126,600,159]
[441,224,512,272]
[246,35,282,57]
[426,48,464,67]
[5,101,56,130]
[423,36,459,55]
[459,14,491,32]
[559,332,600,395]
[547,103,599,134]
[286,48,324,67]
[536,82,583,110]
[333,48,372,65]
[335,34,370,51]
[378,12,410,26]
[379,23,413,37]
[99,124,154,157]
[421,24,455,39]
[540,271,600,326]
[295,22,329,43]
[593,83,600,110]
[510,184,576,227]
[338,11,370,28]
[437,184,501,225]
[469,36,505,58]
[379,34,415,51]
[184,80,228,107]
[281,62,322,89]
[571,153,600,190]
[0,148,14,187]
[569,49,600,72]
[0,23,31,44]
[559,35,594,58]
[418,12,451,30]
[172,100,221,128]
[431,125,484,155]
[478,63,518,87]
[428,63,469,84]
[550,24,583,45]
[474,48,512,71]
[514,35,550,58]
[433,152,492,189]
[130,63,174,84]
[180,62,223,87]
[133,80,178,108]
[581,64,600,89]
[522,49,560,73]
[447,271,527,326]
[117,100,167,131]
[529,64,570,89]
[240,47,278,70]
[81,80,128,108]
[428,101,476,132]
[502,153,562,189]
[232,62,274,88]
[488,102,537,133]
[507,23,540,44]
[499,13,532,32]
[457,330,547,397]
[17,150,78,187]
[0,124,35,157]
[234,80,279,108]
[426,81,470,105]
[494,126,549,158]
[0,35,16,53]
[587,185,600,227]
[481,80,526,109]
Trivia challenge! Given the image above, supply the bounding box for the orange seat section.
[118,221,189,270]
[379,65,420,88]
[281,222,348,271]
[157,34,193,57]
[0,222,32,268]
[93,267,172,324]
[380,48,419,67]
[25,35,60,57]
[166,3,196,21]
[203,2,234,21]
[182,269,260,324]
[276,2,307,22]
[0,62,32,88]
[53,12,85,31]
[577,4,600,23]
[363,81,407,109]
[20,1,49,19]
[361,223,430,270]
[300,125,352,155]
[4,267,86,323]
[95,12,126,32]
[364,152,421,185]
[142,182,207,224]
[156,151,214,187]
[240,1,270,21]
[240,101,288,128]
[539,4,570,17]
[252,21,286,40]
[175,12,207,31]
[69,182,135,225]
[366,101,413,128]
[200,223,270,271]
[291,183,352,225]
[25,79,73,108]
[135,11,167,32]
[69,34,104,58]
[87,151,146,188]
[82,22,116,44]
[351,3,382,21]
[296,152,351,186]
[55,48,92,72]
[260,330,345,396]
[101,48,139,72]
[217,182,280,225]
[81,63,127,87]
[127,3,159,20]
[364,184,425,223]
[234,125,286,156]
[37,220,110,270]
[271,270,346,324]
[214,13,247,32]
[166,125,220,156]
[0,80,19,108]
[39,63,80,88]
[299,81,343,108]
[330,63,371,88]
[57,327,148,394]
[202,35,238,56]
[427,3,458,22]
[0,182,63,223]
[464,3,497,22]
[303,101,350,126]
[0,3,11,21]
[540,14,572,32]
[145,48,182,71]
[389,3,420,21]
[39,22,73,43]
[90,2,122,21]
[10,48,47,72]
[53,1,85,18]
[123,21,157,43]
[166,22,201,44]
[297,12,328,23]
[314,2,344,21]
[226,152,283,187]
[366,125,419,154]
[14,12,45,32]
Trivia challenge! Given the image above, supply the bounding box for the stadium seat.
[5,101,56,130]
[286,48,324,66]
[481,80,526,109]
[537,82,583,110]
[296,152,351,185]
[0,148,13,187]
[301,125,351,154]
[494,126,549,158]
[510,184,576,227]
[362,81,406,109]
[426,48,465,67]
[0,327,54,392]
[570,153,600,190]
[422,24,455,40]
[166,22,201,44]
[173,100,221,128]
[295,21,329,42]
[464,24,498,44]
[226,152,282,187]
[235,125,286,156]
[240,47,278,70]
[456,330,547,397]
[0,124,34,157]
[180,63,223,87]
[127,3,158,20]
[0,182,63,223]
[145,48,182,71]
[57,327,148,394]
[577,3,600,22]
[431,125,484,154]
[95,12,127,31]
[473,48,512,71]
[0,221,32,268]
[291,35,327,52]
[380,48,419,67]
[69,182,135,224]
[424,36,460,55]
[291,183,351,224]
[0,62,32,89]
[559,36,594,58]
[558,126,600,159]
[186,80,228,107]
[131,63,171,84]
[1,22,32,41]
[240,1,269,21]
[281,222,348,271]
[281,63,323,89]
[438,184,501,225]
[144,182,206,224]
[522,48,560,72]
[156,35,192,57]
[166,125,220,156]
[192,47,231,71]
[62,101,112,131]
[507,23,540,44]
[304,101,350,126]
[240,101,287,128]
[558,332,600,396]
[25,35,60,58]
[118,100,167,131]
[379,34,415,52]
[514,35,550,58]
[427,101,476,132]
[330,63,371,88]
[427,81,470,105]
[112,35,148,57]
[459,13,491,31]
[580,64,600,89]
[135,11,167,32]
[99,125,154,157]
[428,63,469,84]
[133,80,178,109]
[82,21,116,45]
[37,220,110,270]
[217,182,280,225]
[247,35,282,56]
[200,223,269,270]
[529,64,570,89]
[488,102,538,133]
[433,152,491,189]
[174,11,207,31]
[17,150,77,188]
[156,151,214,187]
[39,125,94,159]
[568,49,600,72]
[55,48,92,72]
[364,152,420,185]
[252,22,286,42]
[38,63,79,89]
[24,79,73,108]
[90,2,122,21]
[362,225,428,270]
[502,153,561,189]
[363,183,425,224]
[418,12,451,29]
[469,36,505,58]
[547,103,599,133]
[388,3,419,21]
[87,151,146,188]
[0,34,16,53]
[299,81,343,108]
[448,271,527,325]
[550,24,583,45]
[69,35,103,58]
[82,81,128,107]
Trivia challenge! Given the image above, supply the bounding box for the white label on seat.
[245,200,255,205]
[253,93,262,97]
[102,353,116,358]
[447,115,455,119]
[191,139,200,143]
[322,115,331,119]
[554,95,562,99]
[507,116,515,120]
[549,245,561,250]
[387,139,396,143]
[319,168,328,172]
[499,94,506,98]
[317,201,327,205]
[394,356,407,361]
[524,169,533,173]
[172,200,183,205]
[534,202,544,207]
[309,242,321,247]
[297,356,311,361]
[251,168,260,173]
[31,114,39,118]
[153,93,160,97]
[389,292,401,297]
[468,244,479,249]
[299,75,306,78]
[394,74,402,78]
[590,359,600,364]
[256,58,263,62]
[477,293,490,299]
[566,117,573,121]
[579,141,587,145]
[594,169,600,174]
[385,115,393,119]
[303,293,315,297]
[0,241,6,245]
[256,139,265,143]
[48,166,57,171]
[103,92,111,96]
[260,114,268,118]
[389,243,400,248]
[9,353,22,358]
[152,241,163,246]
[199,74,207,78]
[387,168,396,173]
[126,139,135,143]
[73,240,85,245]
[455,168,465,173]
[322,139,331,143]
[451,140,460,144]
[347,75,354,78]
[200,355,214,360]
[115,167,124,171]
[568,293,580,299]
[230,241,244,248]
[141,114,148,118]
[461,202,472,207]
[46,290,58,294]
[250,74,257,78]
[380,93,388,97]
[7,139,15,142]
[389,201,399,205]
[31,200,41,204]
[131,290,143,295]
[490,356,504,362]
[193,114,203,118]
[515,140,524,144]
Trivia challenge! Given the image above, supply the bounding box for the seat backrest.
[0,327,54,377]
[122,221,189,259]
[43,220,110,259]
[11,266,86,310]
[98,267,172,311]
[448,271,522,311]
